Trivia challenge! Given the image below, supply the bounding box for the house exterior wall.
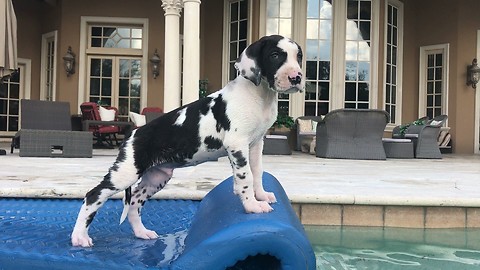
[200,0,224,93]
[10,0,480,153]
[403,0,480,153]
[14,0,166,112]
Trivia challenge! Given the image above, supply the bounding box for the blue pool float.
[172,172,316,269]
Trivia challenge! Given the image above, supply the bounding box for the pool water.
[304,226,480,270]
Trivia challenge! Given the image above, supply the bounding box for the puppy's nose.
[288,72,302,85]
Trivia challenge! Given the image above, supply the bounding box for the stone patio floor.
[2,143,480,228]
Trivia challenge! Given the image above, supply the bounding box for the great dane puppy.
[71,35,305,247]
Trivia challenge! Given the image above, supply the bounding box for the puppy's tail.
[119,186,132,225]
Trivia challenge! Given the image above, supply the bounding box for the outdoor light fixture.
[150,49,161,79]
[63,46,76,76]
[467,58,480,89]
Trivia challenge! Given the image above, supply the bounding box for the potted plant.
[271,113,294,134]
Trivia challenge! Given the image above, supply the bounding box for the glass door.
[0,70,22,135]
[88,56,142,121]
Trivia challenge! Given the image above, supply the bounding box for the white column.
[162,0,183,112]
[182,0,201,105]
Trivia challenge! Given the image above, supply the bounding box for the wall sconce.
[467,58,480,89]
[62,46,76,76]
[150,49,161,79]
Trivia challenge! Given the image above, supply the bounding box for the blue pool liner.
[0,172,315,269]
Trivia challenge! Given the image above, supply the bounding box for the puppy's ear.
[234,38,265,86]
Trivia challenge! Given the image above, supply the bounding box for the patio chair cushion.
[99,106,116,121]
[129,111,146,127]
[297,118,313,132]
[295,116,323,151]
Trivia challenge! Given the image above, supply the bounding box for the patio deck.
[1,142,480,229]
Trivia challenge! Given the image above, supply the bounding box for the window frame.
[0,58,31,136]
[78,16,149,113]
[259,0,380,118]
[222,0,253,86]
[40,30,58,101]
[383,0,404,129]
[418,43,449,122]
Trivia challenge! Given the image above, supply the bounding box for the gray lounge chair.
[315,109,390,160]
[404,114,448,159]
[295,115,323,151]
[11,99,92,157]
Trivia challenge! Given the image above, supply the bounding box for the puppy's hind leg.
[71,143,140,247]
[125,166,174,240]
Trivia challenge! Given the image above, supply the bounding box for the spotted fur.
[71,35,305,247]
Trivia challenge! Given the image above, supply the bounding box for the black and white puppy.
[71,35,305,247]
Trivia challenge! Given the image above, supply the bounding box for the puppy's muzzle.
[288,72,303,86]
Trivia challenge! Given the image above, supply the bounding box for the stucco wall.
[403,0,480,153]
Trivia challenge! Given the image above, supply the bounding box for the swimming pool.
[305,226,480,270]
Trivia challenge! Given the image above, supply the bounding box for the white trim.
[290,0,306,118]
[222,0,252,86]
[18,58,32,100]
[370,0,380,108]
[40,30,58,101]
[475,30,480,154]
[259,0,266,37]
[383,0,404,127]
[418,43,450,119]
[78,16,149,113]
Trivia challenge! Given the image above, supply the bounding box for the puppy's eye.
[270,52,279,60]
[297,52,303,62]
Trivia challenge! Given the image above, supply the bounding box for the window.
[224,0,249,83]
[0,60,31,135]
[0,71,20,133]
[78,17,148,116]
[305,0,333,116]
[84,21,146,121]
[344,0,372,109]
[261,0,380,117]
[90,26,142,49]
[40,31,57,101]
[265,0,293,115]
[266,0,292,38]
[87,56,142,121]
[384,0,403,124]
[419,44,449,120]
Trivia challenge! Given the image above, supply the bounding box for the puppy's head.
[235,35,305,94]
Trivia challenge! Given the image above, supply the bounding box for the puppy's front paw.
[255,191,277,204]
[71,231,93,247]
[134,228,159,240]
[243,200,273,213]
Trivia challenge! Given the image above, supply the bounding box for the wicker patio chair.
[404,114,448,159]
[315,109,390,160]
[11,99,92,157]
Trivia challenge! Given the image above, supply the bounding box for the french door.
[87,56,142,121]
[0,61,30,136]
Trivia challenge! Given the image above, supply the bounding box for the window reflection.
[344,0,371,109]
[228,0,248,81]
[266,0,292,37]
[305,0,332,116]
[90,26,142,50]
